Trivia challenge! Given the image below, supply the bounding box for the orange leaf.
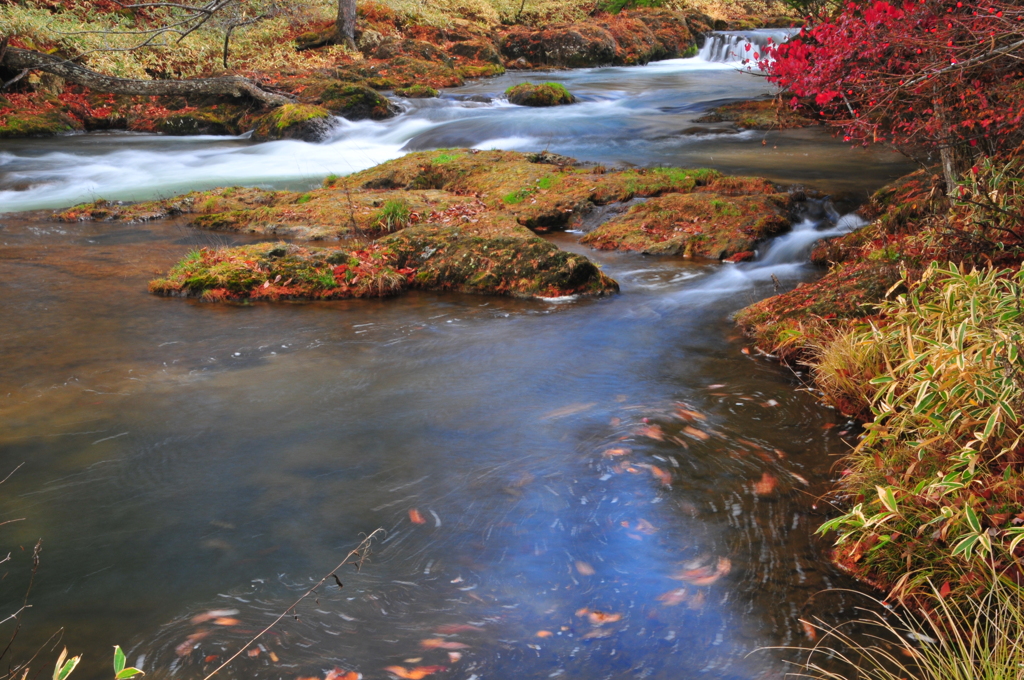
[409,509,426,524]
[575,561,595,576]
[682,426,709,441]
[649,465,672,486]
[420,638,468,650]
[656,588,688,606]
[603,447,631,457]
[325,669,361,680]
[535,630,553,638]
[587,610,622,625]
[800,620,817,641]
[212,617,240,626]
[384,666,446,680]
[752,472,777,496]
[637,425,664,440]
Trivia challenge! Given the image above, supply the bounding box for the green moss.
[296,193,313,205]
[681,43,698,58]
[0,108,82,138]
[251,104,331,142]
[505,82,577,107]
[502,188,534,204]
[371,198,412,232]
[394,84,439,98]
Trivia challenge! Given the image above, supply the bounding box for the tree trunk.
[931,96,962,195]
[336,0,357,50]
[1,47,292,107]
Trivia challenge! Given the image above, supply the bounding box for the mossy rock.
[456,63,506,79]
[394,84,439,98]
[381,225,619,298]
[500,24,618,68]
[149,230,619,303]
[250,104,332,142]
[695,99,817,130]
[580,191,793,259]
[157,109,242,136]
[336,56,464,90]
[506,82,576,107]
[368,38,454,67]
[0,106,82,138]
[320,83,397,120]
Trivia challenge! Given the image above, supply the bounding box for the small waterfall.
[697,29,797,64]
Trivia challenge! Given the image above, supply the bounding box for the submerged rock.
[505,82,576,107]
[250,103,333,142]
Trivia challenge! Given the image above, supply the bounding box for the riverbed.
[0,38,914,680]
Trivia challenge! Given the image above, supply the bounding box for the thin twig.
[201,528,385,680]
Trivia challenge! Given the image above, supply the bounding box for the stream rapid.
[0,37,915,680]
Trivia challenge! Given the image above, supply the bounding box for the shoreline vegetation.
[5,0,1024,676]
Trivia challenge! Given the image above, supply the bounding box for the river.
[0,35,915,680]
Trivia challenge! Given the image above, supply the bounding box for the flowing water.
[0,41,915,680]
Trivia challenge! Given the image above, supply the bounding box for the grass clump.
[372,198,413,232]
[816,262,1024,601]
[788,574,1024,680]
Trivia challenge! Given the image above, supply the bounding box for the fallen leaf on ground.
[682,426,710,441]
[576,561,595,576]
[420,639,468,650]
[409,509,426,524]
[649,466,672,486]
[656,588,688,606]
[384,666,447,679]
[753,472,778,496]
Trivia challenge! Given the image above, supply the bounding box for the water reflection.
[0,213,869,680]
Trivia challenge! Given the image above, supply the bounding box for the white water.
[0,49,812,214]
[697,29,797,64]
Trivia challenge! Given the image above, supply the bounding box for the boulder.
[505,82,576,107]
[250,104,332,142]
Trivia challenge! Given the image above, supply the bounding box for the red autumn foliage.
[761,0,1024,188]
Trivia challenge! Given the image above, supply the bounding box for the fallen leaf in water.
[673,557,732,586]
[384,666,447,679]
[791,472,809,486]
[434,624,482,634]
[212,617,240,626]
[800,620,817,641]
[637,425,664,441]
[753,472,778,496]
[576,561,595,576]
[447,652,461,663]
[325,669,360,680]
[682,426,710,441]
[764,399,780,407]
[581,628,613,639]
[268,652,280,663]
[541,403,596,420]
[656,588,688,606]
[535,630,553,638]
[403,659,422,664]
[620,520,630,528]
[675,408,706,422]
[636,518,657,534]
[587,611,622,625]
[191,609,239,625]
[575,607,590,617]
[687,589,706,610]
[649,466,672,486]
[707,384,725,389]
[175,631,210,657]
[420,639,468,650]
[204,656,218,664]
[741,347,751,355]
[603,447,631,457]
[610,417,621,427]
[247,648,260,658]
[409,509,426,524]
